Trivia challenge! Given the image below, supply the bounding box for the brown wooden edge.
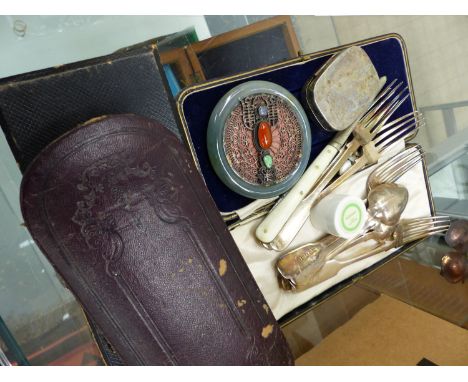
[159,47,195,87]
[188,16,300,57]
[161,16,300,87]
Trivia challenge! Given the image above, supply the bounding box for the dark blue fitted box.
[177,33,417,214]
[177,34,434,325]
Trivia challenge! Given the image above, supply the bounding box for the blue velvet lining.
[181,37,413,212]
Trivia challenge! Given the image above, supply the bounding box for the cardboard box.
[296,294,468,366]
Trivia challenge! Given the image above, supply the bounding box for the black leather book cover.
[0,41,180,172]
[20,114,293,365]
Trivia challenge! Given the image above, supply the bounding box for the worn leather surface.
[0,40,179,365]
[0,42,180,173]
[20,114,293,366]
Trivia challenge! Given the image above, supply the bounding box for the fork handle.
[255,133,349,244]
[335,241,394,264]
[318,155,369,203]
[324,227,376,261]
[291,241,393,291]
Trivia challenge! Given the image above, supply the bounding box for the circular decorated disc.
[207,81,311,199]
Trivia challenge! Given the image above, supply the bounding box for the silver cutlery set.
[259,76,447,292]
[223,46,449,294]
[276,149,450,291]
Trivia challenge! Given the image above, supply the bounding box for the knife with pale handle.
[255,127,353,243]
[255,77,388,244]
[264,80,409,251]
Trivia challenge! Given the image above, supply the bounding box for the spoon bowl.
[277,183,409,290]
[367,183,409,226]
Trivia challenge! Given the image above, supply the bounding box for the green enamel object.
[263,154,273,169]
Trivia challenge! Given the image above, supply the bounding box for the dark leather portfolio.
[20,114,293,366]
[0,42,180,173]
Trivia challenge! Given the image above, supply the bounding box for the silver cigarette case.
[303,46,384,132]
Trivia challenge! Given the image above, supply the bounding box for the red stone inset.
[258,121,272,149]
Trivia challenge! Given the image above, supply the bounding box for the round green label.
[340,203,362,232]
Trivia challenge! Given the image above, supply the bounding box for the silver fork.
[277,147,428,279]
[318,111,424,201]
[367,146,424,189]
[278,216,450,291]
[229,144,422,231]
[332,147,426,253]
[335,215,451,264]
[267,84,415,251]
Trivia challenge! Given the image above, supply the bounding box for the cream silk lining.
[230,142,432,319]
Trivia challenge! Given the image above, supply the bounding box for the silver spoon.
[304,147,422,254]
[276,183,408,287]
[325,183,409,257]
[287,216,450,291]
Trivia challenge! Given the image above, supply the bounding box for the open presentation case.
[176,33,435,324]
[0,32,435,364]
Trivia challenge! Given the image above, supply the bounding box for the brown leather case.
[20,114,293,366]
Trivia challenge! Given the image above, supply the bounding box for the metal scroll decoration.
[207,81,311,199]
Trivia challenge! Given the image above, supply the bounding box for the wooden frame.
[188,16,300,58]
[160,16,301,86]
[159,47,195,88]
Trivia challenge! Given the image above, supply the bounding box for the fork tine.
[374,118,422,148]
[403,215,451,223]
[367,79,399,110]
[369,147,419,182]
[377,147,419,172]
[360,80,400,122]
[403,220,451,235]
[360,82,403,130]
[375,119,424,151]
[377,87,409,123]
[405,221,451,233]
[371,96,411,138]
[379,151,423,183]
[368,88,410,135]
[393,154,422,175]
[379,148,422,175]
[403,226,450,243]
[365,96,402,133]
[404,222,450,233]
[404,222,451,233]
[377,115,421,140]
[403,216,451,227]
[374,112,424,145]
[376,111,423,136]
[393,119,424,141]
[384,126,421,148]
[403,217,450,230]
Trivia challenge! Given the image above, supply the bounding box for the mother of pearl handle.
[255,128,352,244]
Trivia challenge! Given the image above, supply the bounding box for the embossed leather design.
[20,114,293,366]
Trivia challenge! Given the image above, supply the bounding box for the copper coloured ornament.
[440,251,468,284]
[445,219,468,252]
